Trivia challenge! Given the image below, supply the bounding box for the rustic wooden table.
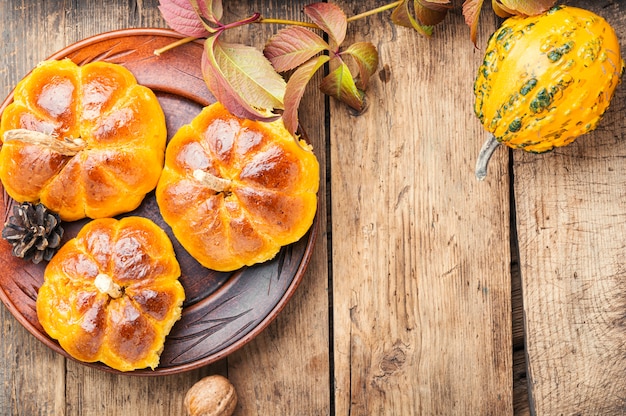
[1,0,624,415]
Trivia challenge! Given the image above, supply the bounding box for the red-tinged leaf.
[193,0,223,25]
[159,0,212,37]
[496,0,557,16]
[414,0,450,26]
[304,3,347,47]
[390,1,434,37]
[320,60,364,112]
[282,55,330,135]
[463,0,485,46]
[343,42,378,90]
[264,26,330,73]
[202,36,286,121]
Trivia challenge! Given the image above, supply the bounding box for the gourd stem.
[475,134,500,181]
[3,129,86,156]
[193,169,232,193]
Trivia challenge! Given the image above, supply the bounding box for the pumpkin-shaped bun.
[0,59,166,221]
[156,102,319,272]
[474,6,624,153]
[36,216,185,372]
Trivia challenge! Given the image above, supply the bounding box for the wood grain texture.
[330,3,512,415]
[0,0,329,415]
[0,314,66,415]
[218,1,331,415]
[0,3,111,415]
[0,2,206,415]
[515,0,626,414]
[14,0,626,414]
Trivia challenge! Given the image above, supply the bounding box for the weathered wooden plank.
[514,1,626,414]
[0,1,211,415]
[1,1,331,415]
[47,3,213,414]
[65,362,213,415]
[0,312,66,415]
[330,3,512,415]
[218,1,331,415]
[0,1,83,414]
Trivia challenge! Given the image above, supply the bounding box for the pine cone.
[2,202,64,264]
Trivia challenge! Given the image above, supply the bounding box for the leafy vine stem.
[155,0,557,136]
[154,2,403,58]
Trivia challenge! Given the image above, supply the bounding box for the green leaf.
[264,26,330,73]
[304,3,348,47]
[320,60,364,112]
[462,0,485,46]
[213,40,285,110]
[495,0,557,16]
[282,55,330,135]
[391,0,434,37]
[202,36,286,121]
[343,42,379,90]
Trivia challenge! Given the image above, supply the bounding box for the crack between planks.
[324,61,337,416]
[509,148,534,416]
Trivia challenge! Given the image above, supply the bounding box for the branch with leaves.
[156,0,558,136]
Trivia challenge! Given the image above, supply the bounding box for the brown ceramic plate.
[0,28,317,375]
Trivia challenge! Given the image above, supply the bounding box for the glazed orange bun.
[0,59,166,221]
[36,216,185,372]
[156,102,319,272]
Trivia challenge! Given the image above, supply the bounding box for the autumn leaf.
[343,42,379,90]
[391,0,435,37]
[264,26,330,73]
[196,0,223,25]
[320,61,364,112]
[211,42,286,109]
[202,36,286,121]
[494,0,557,16]
[304,2,348,47]
[415,0,451,26]
[463,0,556,42]
[282,55,330,135]
[462,0,485,46]
[491,0,513,18]
[158,0,223,37]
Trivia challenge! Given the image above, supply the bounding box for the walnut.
[184,375,238,416]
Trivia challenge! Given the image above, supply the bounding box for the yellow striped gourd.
[474,6,624,179]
